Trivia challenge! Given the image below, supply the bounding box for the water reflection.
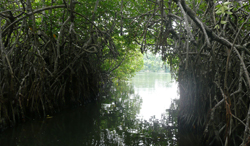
[0,73,178,146]
[132,72,178,120]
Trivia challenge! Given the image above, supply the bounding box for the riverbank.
[0,72,179,146]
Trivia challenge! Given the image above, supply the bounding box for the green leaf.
[216,10,221,15]
[215,5,222,8]
[223,2,231,6]
[214,25,220,29]
[221,6,225,14]
[224,6,229,10]
[221,21,227,24]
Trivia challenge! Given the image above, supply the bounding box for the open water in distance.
[0,72,178,146]
[132,72,178,120]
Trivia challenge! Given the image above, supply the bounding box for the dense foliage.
[0,0,143,129]
[101,42,144,81]
[1,0,250,145]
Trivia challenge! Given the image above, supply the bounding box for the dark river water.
[0,72,178,146]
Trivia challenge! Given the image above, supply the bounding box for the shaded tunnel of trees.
[1,0,250,145]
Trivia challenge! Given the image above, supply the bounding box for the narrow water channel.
[0,72,178,146]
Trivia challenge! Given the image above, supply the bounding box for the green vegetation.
[0,0,146,129]
[1,0,250,145]
[141,53,170,72]
[101,42,144,81]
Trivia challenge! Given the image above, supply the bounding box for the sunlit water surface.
[132,72,178,120]
[0,72,178,146]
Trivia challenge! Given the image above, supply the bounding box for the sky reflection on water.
[131,72,178,120]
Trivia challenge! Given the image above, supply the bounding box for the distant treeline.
[141,53,170,73]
